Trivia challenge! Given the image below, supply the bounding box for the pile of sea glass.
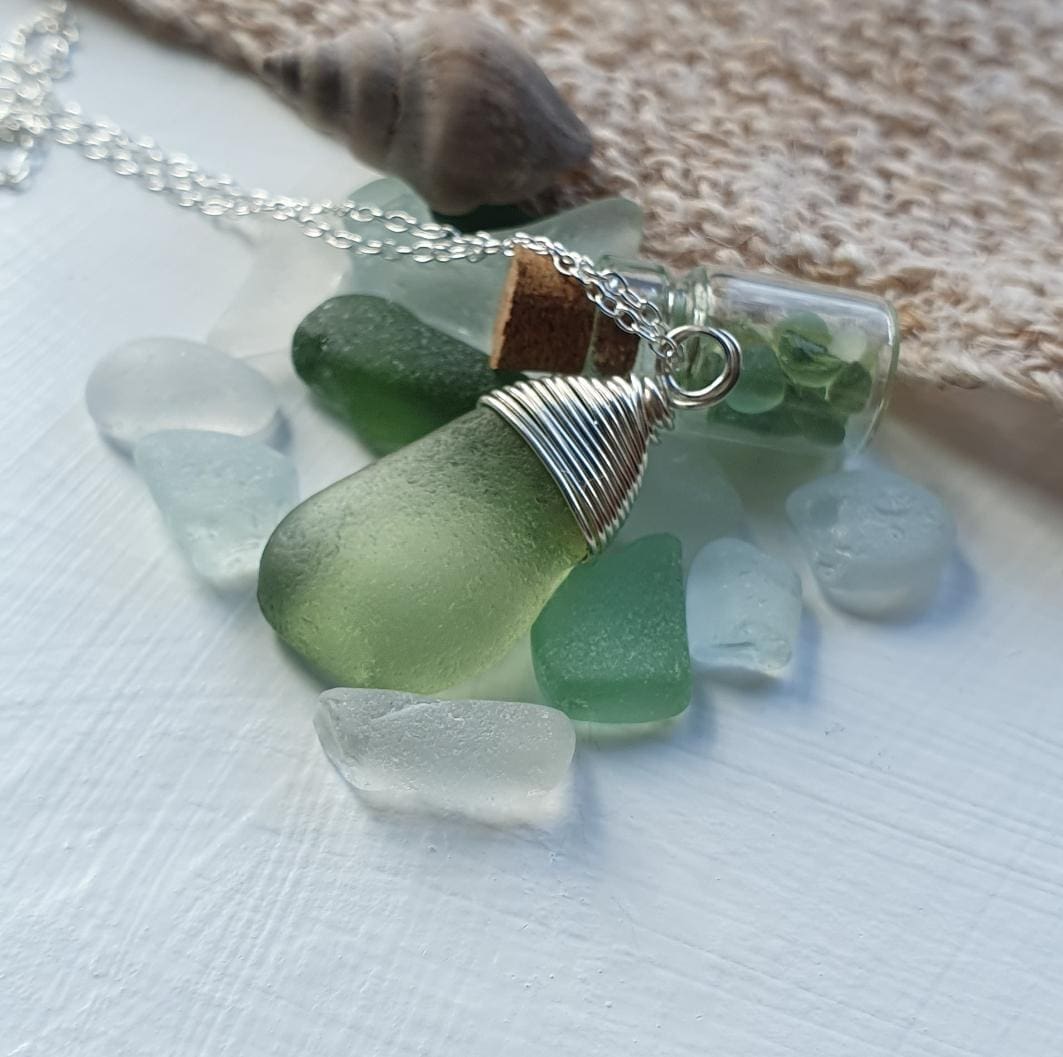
[86,178,956,816]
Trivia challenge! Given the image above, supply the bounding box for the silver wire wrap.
[482,323,742,554]
[1,1,744,411]
[481,374,675,555]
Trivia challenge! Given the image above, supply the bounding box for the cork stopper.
[490,247,640,375]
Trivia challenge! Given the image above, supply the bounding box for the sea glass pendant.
[590,259,899,454]
[258,371,701,692]
[259,406,586,691]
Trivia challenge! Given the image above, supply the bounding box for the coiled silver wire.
[482,374,674,555]
[481,320,742,554]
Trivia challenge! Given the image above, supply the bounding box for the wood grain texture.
[2,7,1063,1055]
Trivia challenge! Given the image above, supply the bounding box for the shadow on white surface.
[889,380,1063,505]
[576,683,717,755]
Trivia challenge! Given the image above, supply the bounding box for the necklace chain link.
[1,1,689,368]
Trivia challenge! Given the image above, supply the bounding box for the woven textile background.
[104,0,1063,405]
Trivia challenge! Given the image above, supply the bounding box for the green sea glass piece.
[258,407,587,692]
[707,400,800,441]
[340,177,644,351]
[706,385,847,449]
[292,295,523,455]
[774,311,831,348]
[723,327,787,413]
[531,534,692,723]
[433,201,537,231]
[830,323,870,364]
[774,312,845,388]
[826,361,873,414]
[787,387,848,447]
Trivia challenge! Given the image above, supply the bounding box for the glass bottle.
[591,259,899,454]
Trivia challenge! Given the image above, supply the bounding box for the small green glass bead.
[774,312,845,388]
[531,534,692,723]
[830,324,869,364]
[707,401,800,439]
[292,295,523,455]
[787,388,848,447]
[707,387,847,448]
[774,311,832,347]
[724,331,787,413]
[674,323,785,413]
[826,361,873,414]
[258,408,587,692]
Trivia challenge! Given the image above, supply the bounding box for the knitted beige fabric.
[106,0,1063,404]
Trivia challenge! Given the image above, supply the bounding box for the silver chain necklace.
[1,0,741,410]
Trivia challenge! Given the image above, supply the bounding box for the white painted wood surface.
[3,6,1063,1054]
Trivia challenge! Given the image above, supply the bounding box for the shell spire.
[263,15,593,214]
[481,374,673,555]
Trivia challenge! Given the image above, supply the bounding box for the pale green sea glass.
[258,408,587,691]
[315,689,575,806]
[339,177,644,352]
[531,534,692,723]
[686,538,802,672]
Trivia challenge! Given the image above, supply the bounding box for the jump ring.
[657,324,743,409]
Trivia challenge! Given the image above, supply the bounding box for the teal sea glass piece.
[258,408,587,692]
[531,534,692,723]
[292,295,523,455]
[340,177,644,351]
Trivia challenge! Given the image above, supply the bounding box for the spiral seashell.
[262,14,593,214]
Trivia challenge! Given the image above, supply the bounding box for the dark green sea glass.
[826,361,873,414]
[292,295,523,455]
